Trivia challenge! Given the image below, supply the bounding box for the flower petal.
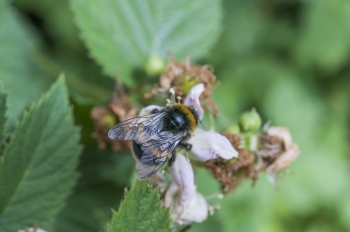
[164,180,208,225]
[171,154,196,204]
[165,154,209,225]
[263,127,299,185]
[190,131,238,161]
[176,192,208,225]
[139,105,161,116]
[164,182,179,209]
[267,144,300,173]
[183,83,205,120]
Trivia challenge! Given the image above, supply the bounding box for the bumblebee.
[108,103,199,179]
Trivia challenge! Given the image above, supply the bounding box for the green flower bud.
[226,125,240,134]
[144,56,166,76]
[105,114,116,128]
[178,75,197,94]
[239,108,262,132]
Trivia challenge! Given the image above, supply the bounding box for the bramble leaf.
[13,0,115,105]
[295,0,350,72]
[108,181,171,232]
[53,147,134,232]
[0,0,52,126]
[69,0,222,84]
[0,76,82,231]
[0,86,7,147]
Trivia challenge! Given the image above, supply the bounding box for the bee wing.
[136,130,187,171]
[108,112,166,141]
[135,131,188,179]
[136,161,167,180]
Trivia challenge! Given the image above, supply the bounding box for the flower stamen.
[208,205,220,216]
[205,192,224,200]
[177,96,182,103]
[169,88,176,104]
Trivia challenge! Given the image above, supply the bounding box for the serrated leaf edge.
[108,180,171,232]
[0,75,81,219]
[0,83,9,154]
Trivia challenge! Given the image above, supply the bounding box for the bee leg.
[151,108,160,114]
[168,151,177,166]
[181,143,192,151]
[179,133,192,151]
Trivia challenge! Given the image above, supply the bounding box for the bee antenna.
[199,120,205,129]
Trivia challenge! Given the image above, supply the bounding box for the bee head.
[167,88,201,129]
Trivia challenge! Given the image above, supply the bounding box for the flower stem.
[209,113,216,132]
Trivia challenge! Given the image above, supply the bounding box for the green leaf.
[53,146,131,232]
[295,0,350,72]
[0,85,8,146]
[70,0,222,84]
[54,183,124,232]
[108,181,171,232]
[0,0,52,126]
[12,0,115,105]
[0,76,82,231]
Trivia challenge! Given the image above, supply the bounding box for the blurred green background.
[1,0,350,231]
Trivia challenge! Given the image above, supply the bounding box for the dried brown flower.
[145,58,219,116]
[91,91,138,151]
[259,127,300,184]
[205,133,257,194]
[255,132,285,171]
[204,127,300,193]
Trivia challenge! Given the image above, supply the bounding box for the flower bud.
[226,125,240,134]
[105,114,116,128]
[144,56,166,76]
[178,75,197,94]
[239,108,262,132]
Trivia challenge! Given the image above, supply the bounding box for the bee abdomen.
[132,140,143,160]
[132,141,165,166]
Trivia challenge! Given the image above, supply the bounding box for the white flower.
[190,131,239,161]
[183,83,205,120]
[164,154,208,225]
